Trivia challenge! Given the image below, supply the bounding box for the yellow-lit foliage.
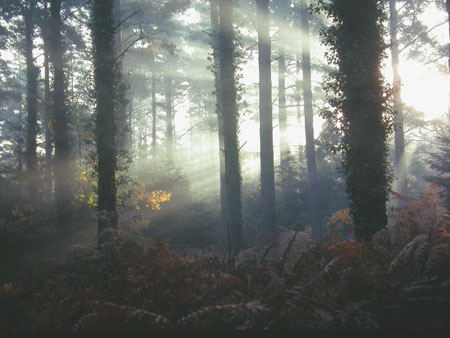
[75,170,98,208]
[131,184,171,211]
[325,208,353,241]
[73,171,172,212]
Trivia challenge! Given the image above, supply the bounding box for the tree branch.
[399,19,448,54]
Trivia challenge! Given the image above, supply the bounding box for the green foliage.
[426,113,450,210]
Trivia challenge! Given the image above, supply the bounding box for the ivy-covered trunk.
[318,0,390,241]
[257,0,276,232]
[92,0,118,241]
[218,0,243,256]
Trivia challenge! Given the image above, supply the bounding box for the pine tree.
[23,0,38,197]
[389,0,407,198]
[91,0,118,241]
[257,0,276,232]
[447,0,450,73]
[209,0,227,227]
[218,0,244,256]
[300,0,321,241]
[49,0,72,229]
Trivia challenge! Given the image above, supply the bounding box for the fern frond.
[424,243,450,275]
[389,234,428,272]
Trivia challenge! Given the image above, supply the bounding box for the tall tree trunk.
[114,0,131,160]
[210,0,227,228]
[165,75,173,156]
[325,0,388,241]
[296,56,302,122]
[151,72,157,158]
[301,0,321,241]
[92,0,118,241]
[218,0,243,256]
[257,0,276,232]
[43,26,53,200]
[24,0,38,196]
[447,0,450,74]
[389,0,407,198]
[42,1,53,168]
[43,32,53,167]
[50,0,72,228]
[278,45,288,169]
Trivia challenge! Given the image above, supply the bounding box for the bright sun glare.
[400,60,449,121]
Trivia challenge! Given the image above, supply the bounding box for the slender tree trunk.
[24,0,38,196]
[43,45,53,159]
[278,45,288,169]
[128,95,134,155]
[218,0,243,256]
[50,0,72,228]
[257,0,276,232]
[165,75,173,156]
[296,56,302,122]
[18,139,23,176]
[92,0,118,241]
[210,0,227,227]
[43,29,53,200]
[296,54,303,165]
[114,0,128,155]
[389,0,407,198]
[446,0,450,74]
[151,72,157,158]
[301,0,321,241]
[42,7,53,167]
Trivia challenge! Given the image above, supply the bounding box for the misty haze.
[1,0,450,332]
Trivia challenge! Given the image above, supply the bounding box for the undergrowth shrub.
[1,185,450,330]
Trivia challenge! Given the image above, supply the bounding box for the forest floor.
[1,192,450,331]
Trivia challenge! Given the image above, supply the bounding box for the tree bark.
[326,0,388,241]
[24,0,38,196]
[447,0,450,74]
[257,0,276,232]
[50,0,72,228]
[43,28,53,167]
[389,0,407,198]
[296,57,302,122]
[151,71,157,158]
[42,22,53,200]
[114,0,131,159]
[218,0,244,256]
[165,74,173,156]
[210,0,227,228]
[92,0,118,241]
[300,0,321,240]
[278,45,288,169]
